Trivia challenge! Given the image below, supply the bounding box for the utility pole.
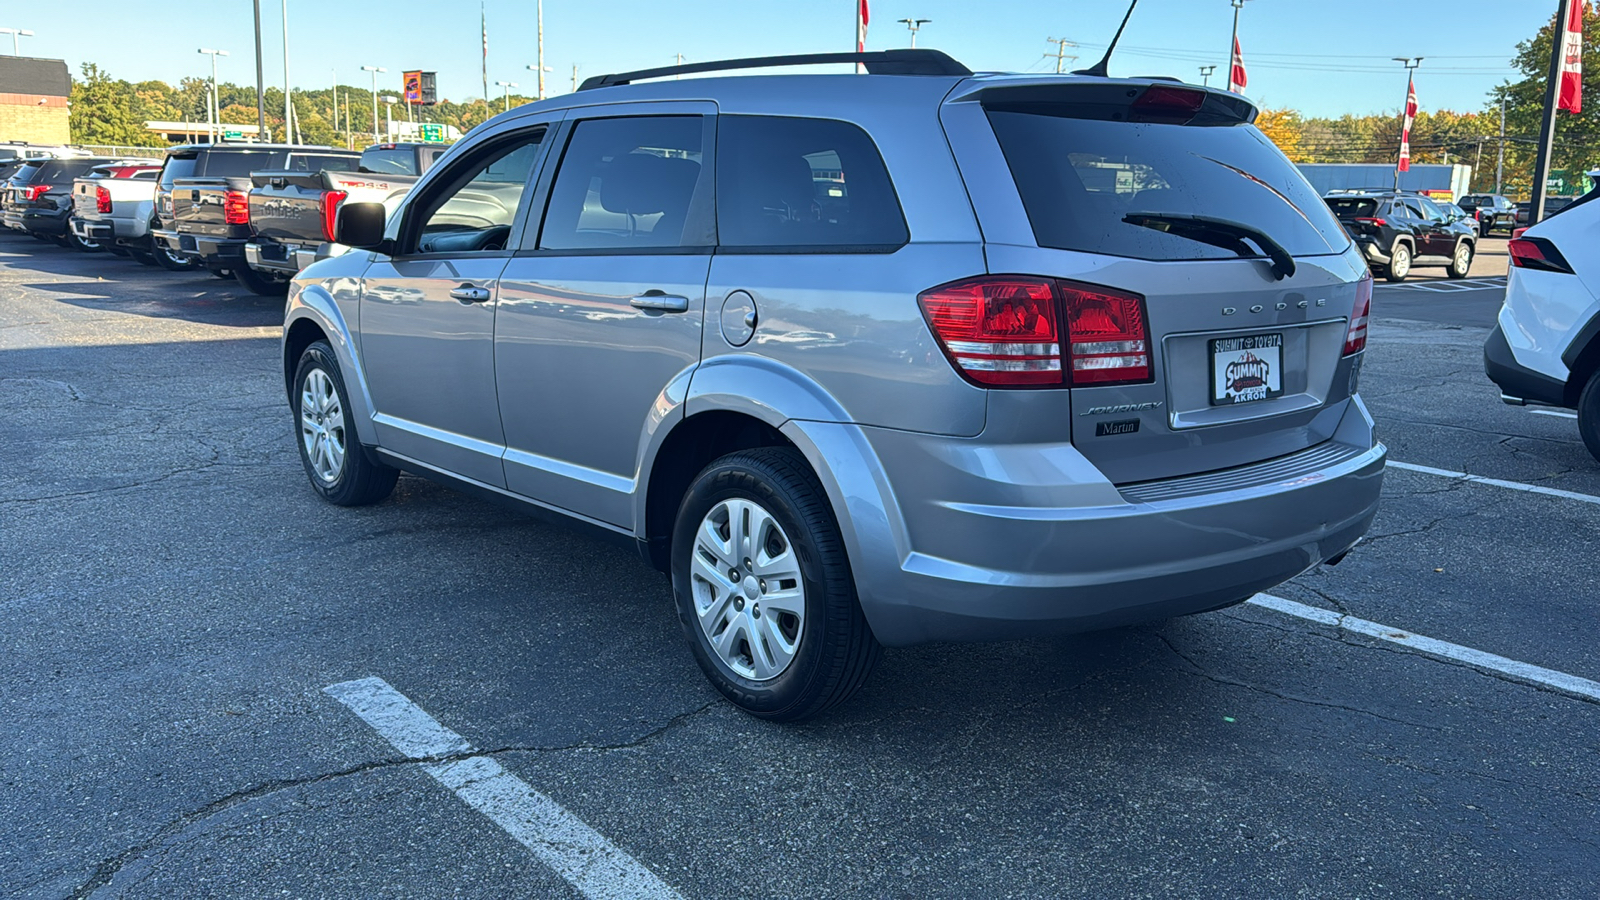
[495,80,517,112]
[898,18,930,49]
[571,64,578,93]
[674,52,684,79]
[331,68,338,145]
[383,96,395,142]
[1530,0,1572,225]
[1198,65,1216,86]
[1392,57,1422,191]
[0,28,34,56]
[1496,92,1507,194]
[361,65,385,144]
[198,49,229,142]
[252,1,266,138]
[282,0,292,142]
[537,0,545,100]
[1046,37,1078,74]
[527,62,552,98]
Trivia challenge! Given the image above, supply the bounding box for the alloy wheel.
[299,368,347,484]
[689,497,806,681]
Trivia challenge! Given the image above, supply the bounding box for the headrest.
[599,152,701,216]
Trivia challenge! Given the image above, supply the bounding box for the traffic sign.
[417,123,446,143]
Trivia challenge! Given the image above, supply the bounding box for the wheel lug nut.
[752,606,761,618]
[758,578,766,593]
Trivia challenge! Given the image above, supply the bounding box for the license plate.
[1210,333,1284,406]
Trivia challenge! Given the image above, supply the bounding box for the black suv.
[1,156,114,251]
[1324,191,1476,282]
[1457,194,1516,236]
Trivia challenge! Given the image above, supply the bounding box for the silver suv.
[283,51,1385,721]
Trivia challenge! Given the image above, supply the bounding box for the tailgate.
[171,177,245,238]
[248,170,332,243]
[72,180,100,218]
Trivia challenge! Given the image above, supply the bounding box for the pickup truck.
[2,157,125,250]
[243,142,444,278]
[68,161,165,261]
[152,143,361,293]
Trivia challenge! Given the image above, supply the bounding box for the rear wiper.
[1123,212,1297,280]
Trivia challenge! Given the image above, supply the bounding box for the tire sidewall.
[1389,243,1411,280]
[1580,371,1600,463]
[671,456,841,717]
[1448,241,1473,278]
[292,342,359,503]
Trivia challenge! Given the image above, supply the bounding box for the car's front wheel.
[1446,241,1473,279]
[671,447,880,721]
[1384,243,1412,282]
[1579,369,1600,463]
[292,340,399,506]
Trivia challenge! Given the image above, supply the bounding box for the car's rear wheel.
[63,229,102,252]
[149,234,195,271]
[235,264,289,296]
[671,447,880,721]
[129,248,159,267]
[1384,243,1412,282]
[1446,241,1473,279]
[1579,370,1600,463]
[292,340,399,506]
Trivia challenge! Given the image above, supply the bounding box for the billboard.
[403,71,437,106]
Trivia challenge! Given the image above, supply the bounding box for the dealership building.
[0,56,71,145]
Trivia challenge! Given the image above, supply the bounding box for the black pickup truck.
[243,142,444,280]
[152,143,360,294]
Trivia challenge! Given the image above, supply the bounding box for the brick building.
[0,57,71,144]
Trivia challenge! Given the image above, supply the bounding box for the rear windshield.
[13,162,43,184]
[201,151,278,178]
[1324,197,1378,218]
[161,155,199,187]
[289,153,359,172]
[36,159,100,183]
[987,109,1349,260]
[359,148,418,175]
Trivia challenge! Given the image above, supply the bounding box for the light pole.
[382,96,396,141]
[526,64,552,100]
[198,49,230,143]
[496,81,518,112]
[1198,65,1216,87]
[897,18,930,49]
[536,0,545,100]
[252,1,266,139]
[0,28,34,56]
[1392,57,1422,191]
[361,65,385,144]
[282,0,293,142]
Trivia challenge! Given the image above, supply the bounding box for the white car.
[1485,185,1600,460]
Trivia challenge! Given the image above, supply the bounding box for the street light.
[897,18,930,49]
[495,80,519,112]
[361,65,386,144]
[1198,65,1216,87]
[382,95,397,141]
[526,65,551,100]
[0,27,34,56]
[198,48,230,143]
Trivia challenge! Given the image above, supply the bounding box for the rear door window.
[715,115,907,251]
[160,155,198,187]
[986,105,1349,260]
[538,116,711,251]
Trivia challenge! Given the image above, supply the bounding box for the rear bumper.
[245,240,318,274]
[71,218,115,242]
[153,228,245,263]
[1355,236,1394,266]
[1484,321,1569,408]
[793,397,1386,647]
[18,208,68,236]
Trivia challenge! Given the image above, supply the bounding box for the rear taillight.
[95,185,112,214]
[23,184,50,202]
[320,189,348,243]
[1508,236,1573,274]
[1133,85,1207,115]
[917,276,1152,388]
[1343,272,1372,356]
[1352,216,1387,227]
[223,190,249,226]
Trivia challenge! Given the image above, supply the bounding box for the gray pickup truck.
[153,143,360,294]
[243,143,445,281]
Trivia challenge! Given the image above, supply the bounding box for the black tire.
[292,340,399,506]
[1579,370,1600,464]
[234,264,289,296]
[108,246,130,257]
[1445,241,1473,279]
[129,248,159,267]
[150,235,195,271]
[212,267,233,279]
[1384,242,1412,282]
[671,447,880,722]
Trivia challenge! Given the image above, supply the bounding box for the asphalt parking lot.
[3,235,1596,899]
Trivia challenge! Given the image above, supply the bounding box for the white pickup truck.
[68,160,189,266]
[243,142,445,277]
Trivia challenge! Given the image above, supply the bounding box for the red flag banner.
[1228,36,1247,93]
[858,0,870,53]
[1558,0,1584,114]
[1398,75,1417,173]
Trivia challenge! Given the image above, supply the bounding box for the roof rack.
[577,49,971,91]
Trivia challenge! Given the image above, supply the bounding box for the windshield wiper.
[1123,212,1297,280]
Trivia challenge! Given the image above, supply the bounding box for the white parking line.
[1529,409,1580,420]
[1248,594,1600,702]
[325,677,684,900]
[1387,459,1600,505]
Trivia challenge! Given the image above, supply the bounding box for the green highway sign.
[417,123,446,143]
[222,130,243,140]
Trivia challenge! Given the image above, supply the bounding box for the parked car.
[1486,184,1600,460]
[152,143,360,293]
[1,156,121,250]
[1516,196,1576,226]
[68,160,164,260]
[244,142,443,279]
[1323,190,1476,281]
[283,50,1385,720]
[1456,193,1516,236]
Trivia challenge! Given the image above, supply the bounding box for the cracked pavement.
[2,236,1597,899]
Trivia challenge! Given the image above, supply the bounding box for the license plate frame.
[1209,332,1284,406]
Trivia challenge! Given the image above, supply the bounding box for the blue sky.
[17,0,1559,116]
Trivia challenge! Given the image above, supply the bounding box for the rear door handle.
[629,294,690,313]
[449,285,493,304]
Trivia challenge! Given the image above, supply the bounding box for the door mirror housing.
[335,201,388,250]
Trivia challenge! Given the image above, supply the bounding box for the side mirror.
[335,201,388,250]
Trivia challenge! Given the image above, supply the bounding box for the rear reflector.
[223,190,249,226]
[918,276,1152,388]
[95,185,112,214]
[1508,236,1573,274]
[1344,271,1372,356]
[320,189,348,243]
